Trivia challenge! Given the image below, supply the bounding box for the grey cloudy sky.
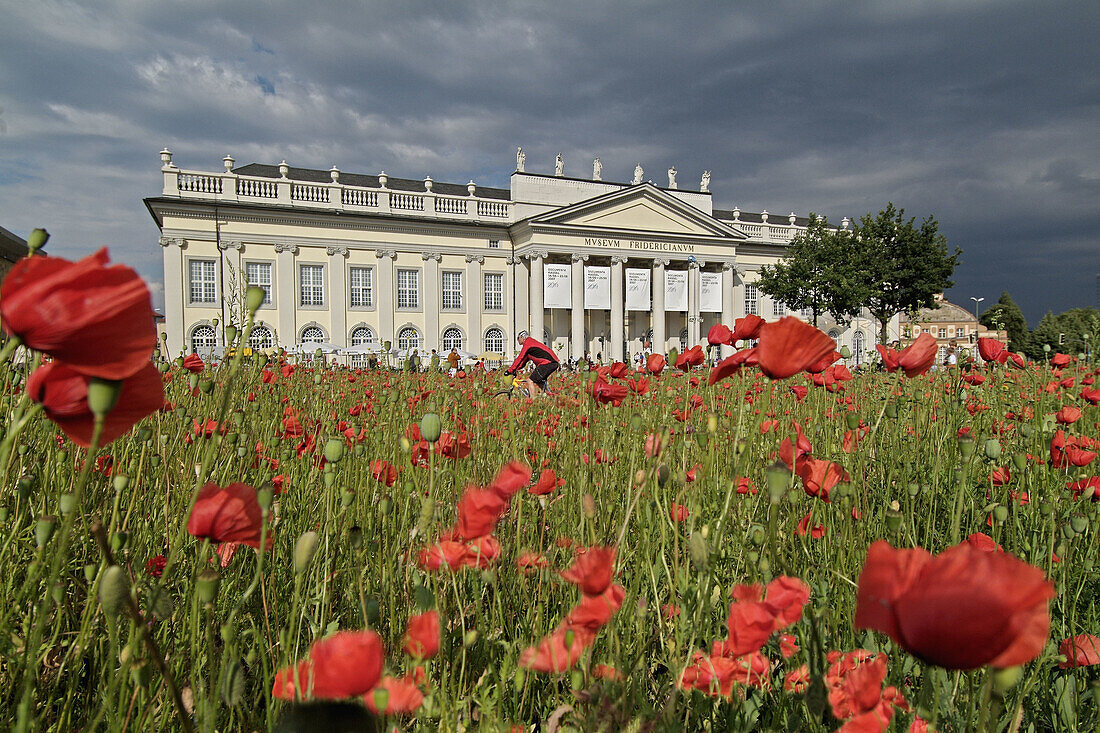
[1,0,1097,323]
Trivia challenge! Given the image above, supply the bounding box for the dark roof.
[0,226,29,263]
[232,163,512,201]
[713,209,815,228]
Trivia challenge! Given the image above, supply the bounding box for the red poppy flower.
[708,347,758,385]
[402,610,440,659]
[530,468,564,495]
[518,625,596,673]
[1081,387,1100,405]
[1051,352,1072,367]
[779,633,799,658]
[562,584,626,632]
[755,317,837,380]
[806,350,842,374]
[187,482,269,549]
[763,576,811,629]
[182,353,205,373]
[647,353,666,374]
[896,333,938,377]
[1067,476,1100,501]
[965,533,1002,552]
[854,540,1054,669]
[675,344,705,371]
[607,361,629,379]
[272,630,384,700]
[1051,430,1098,468]
[27,361,163,448]
[370,459,397,487]
[1058,634,1100,669]
[707,323,734,346]
[1,248,157,379]
[785,665,810,693]
[669,503,690,522]
[363,675,424,715]
[732,314,765,342]
[454,487,508,541]
[1055,406,1082,424]
[561,546,616,596]
[487,460,532,501]
[590,378,628,406]
[417,540,470,572]
[977,338,1009,365]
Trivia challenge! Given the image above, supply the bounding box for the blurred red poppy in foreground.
[855,540,1054,669]
[273,630,384,700]
[755,317,836,380]
[27,361,163,447]
[363,675,424,715]
[402,610,440,659]
[187,482,270,549]
[1,248,157,380]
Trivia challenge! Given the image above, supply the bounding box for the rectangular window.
[189,260,217,304]
[244,262,272,305]
[397,268,420,309]
[938,327,947,339]
[349,266,373,308]
[744,284,759,316]
[488,240,500,249]
[772,300,786,317]
[483,272,504,311]
[441,271,463,310]
[299,264,324,307]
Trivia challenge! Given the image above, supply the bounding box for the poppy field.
[1,247,1099,732]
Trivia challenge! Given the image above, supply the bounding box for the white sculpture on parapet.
[668,167,677,189]
[633,164,644,184]
[555,153,564,176]
[516,147,525,172]
[593,157,602,180]
[700,170,711,193]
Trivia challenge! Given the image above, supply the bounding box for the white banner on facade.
[584,266,611,310]
[543,263,572,309]
[625,268,651,311]
[700,272,723,313]
[665,270,688,311]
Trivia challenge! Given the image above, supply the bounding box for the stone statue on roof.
[555,152,564,176]
[593,157,602,180]
[633,163,644,184]
[668,166,677,189]
[700,170,711,192]
[516,147,525,172]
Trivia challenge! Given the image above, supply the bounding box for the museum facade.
[146,149,891,364]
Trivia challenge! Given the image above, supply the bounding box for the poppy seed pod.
[112,475,129,492]
[688,532,709,571]
[35,515,57,547]
[246,286,266,314]
[845,412,860,430]
[420,413,442,443]
[766,461,791,504]
[26,227,49,253]
[86,378,123,417]
[196,569,221,605]
[58,493,76,515]
[993,665,1023,693]
[99,565,130,618]
[323,438,345,463]
[984,438,1002,461]
[348,525,363,549]
[957,434,976,460]
[884,401,898,419]
[1012,453,1027,472]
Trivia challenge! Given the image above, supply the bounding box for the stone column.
[159,236,186,356]
[375,249,396,346]
[721,262,736,357]
[422,252,441,352]
[733,268,746,320]
[274,242,298,347]
[652,258,668,353]
[687,261,701,347]
[571,253,587,359]
[610,256,626,362]
[528,252,544,342]
[466,254,483,354]
[327,245,349,346]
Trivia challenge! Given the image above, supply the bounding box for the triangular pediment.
[525,184,744,239]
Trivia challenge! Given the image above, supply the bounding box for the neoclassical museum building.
[146,149,893,364]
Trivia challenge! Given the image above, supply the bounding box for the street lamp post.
[969,296,985,320]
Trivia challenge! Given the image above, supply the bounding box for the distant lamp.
[969,296,985,319]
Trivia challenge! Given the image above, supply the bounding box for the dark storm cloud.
[0,0,1096,321]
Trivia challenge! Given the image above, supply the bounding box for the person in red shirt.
[506,330,560,396]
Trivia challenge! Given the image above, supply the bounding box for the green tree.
[854,203,961,344]
[979,291,1029,354]
[756,214,867,327]
[1026,307,1100,361]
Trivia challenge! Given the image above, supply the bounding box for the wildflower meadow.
[0,242,1097,732]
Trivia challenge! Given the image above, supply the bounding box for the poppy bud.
[111,531,129,552]
[1011,453,1027,472]
[99,565,129,617]
[886,509,903,532]
[757,555,771,575]
[27,227,49,254]
[400,436,412,453]
[84,564,97,584]
[199,379,214,394]
[656,464,670,487]
[340,490,354,508]
[188,374,200,392]
[420,413,442,443]
[323,471,336,488]
[582,493,596,518]
[323,437,345,464]
[378,496,393,516]
[688,532,709,571]
[112,474,129,493]
[371,687,389,712]
[706,414,718,433]
[35,515,56,547]
[563,628,575,650]
[1070,516,1088,535]
[86,377,123,418]
[992,505,1009,523]
[839,345,851,359]
[571,670,584,689]
[246,286,266,315]
[348,525,363,549]
[749,525,766,546]
[294,531,320,575]
[845,413,860,430]
[884,401,898,419]
[630,413,643,432]
[984,438,1002,461]
[514,668,526,688]
[463,630,478,647]
[58,493,76,515]
[766,461,790,504]
[416,498,436,537]
[220,622,236,645]
[906,482,920,497]
[257,486,274,513]
[993,665,1023,693]
[196,569,221,605]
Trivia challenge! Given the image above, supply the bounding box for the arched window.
[350,326,375,347]
[829,330,841,349]
[249,325,273,349]
[441,327,464,352]
[191,325,216,357]
[397,327,421,351]
[301,326,325,344]
[853,331,865,364]
[679,328,689,352]
[484,328,504,354]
